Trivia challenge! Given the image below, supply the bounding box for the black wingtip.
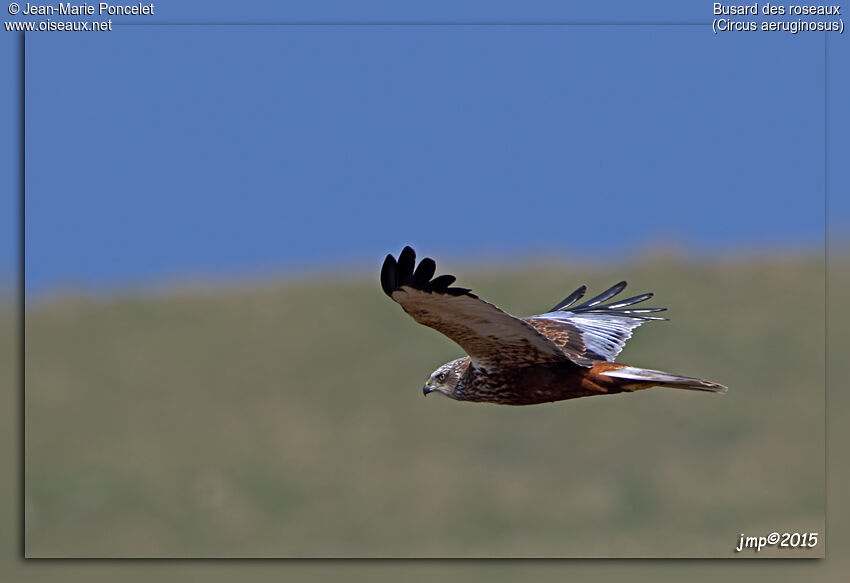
[429,274,456,293]
[553,280,666,318]
[412,257,437,288]
[380,247,473,298]
[550,285,587,312]
[397,246,416,285]
[571,281,628,310]
[380,254,397,297]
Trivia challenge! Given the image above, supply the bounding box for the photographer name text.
[18,2,153,16]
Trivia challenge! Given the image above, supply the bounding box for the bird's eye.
[437,372,447,382]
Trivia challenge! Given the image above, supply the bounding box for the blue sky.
[2,1,847,295]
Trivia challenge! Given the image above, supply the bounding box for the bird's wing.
[381,247,569,371]
[526,281,667,366]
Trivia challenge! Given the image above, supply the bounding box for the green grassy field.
[21,255,827,558]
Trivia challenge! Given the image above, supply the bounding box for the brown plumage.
[381,246,727,405]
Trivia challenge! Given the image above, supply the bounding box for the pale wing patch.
[393,287,565,370]
[528,281,667,365]
[530,311,648,363]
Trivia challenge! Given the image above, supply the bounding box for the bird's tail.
[599,365,727,393]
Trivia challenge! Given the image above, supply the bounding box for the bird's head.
[423,358,467,399]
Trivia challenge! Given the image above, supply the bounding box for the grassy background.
[20,255,826,559]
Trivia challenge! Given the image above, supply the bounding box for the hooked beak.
[423,384,436,396]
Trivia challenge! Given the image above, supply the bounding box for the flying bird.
[381,246,726,405]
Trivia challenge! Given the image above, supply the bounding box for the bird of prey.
[381,246,726,405]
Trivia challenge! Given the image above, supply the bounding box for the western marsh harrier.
[381,246,726,405]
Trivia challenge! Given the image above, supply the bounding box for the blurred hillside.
[22,255,826,558]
